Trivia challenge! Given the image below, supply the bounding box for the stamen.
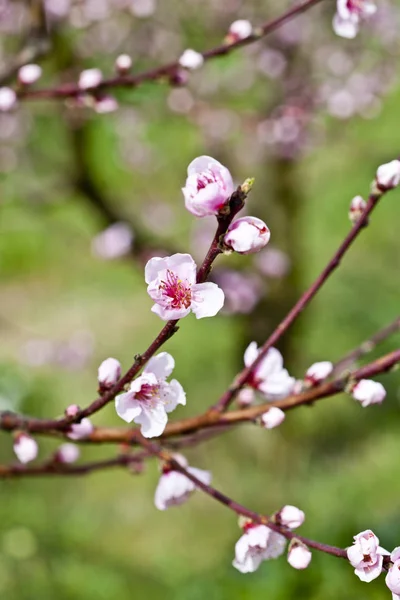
[159,270,192,309]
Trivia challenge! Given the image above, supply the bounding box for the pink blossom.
[233,523,286,573]
[224,217,270,255]
[288,542,312,569]
[255,247,290,279]
[18,64,42,85]
[145,253,224,320]
[94,96,119,114]
[182,156,234,218]
[154,454,211,510]
[237,387,255,407]
[13,433,38,464]
[376,160,400,190]
[260,407,286,429]
[386,548,400,596]
[333,0,376,39]
[277,505,305,529]
[0,87,17,112]
[228,20,253,41]
[92,222,134,260]
[305,361,333,385]
[115,54,132,74]
[347,529,387,582]
[78,68,103,90]
[352,379,386,407]
[67,418,94,440]
[65,404,80,417]
[178,49,204,70]
[56,443,80,464]
[98,357,121,388]
[244,342,295,398]
[115,352,186,438]
[214,270,263,315]
[349,195,367,224]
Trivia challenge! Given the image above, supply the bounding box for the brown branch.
[210,190,384,413]
[15,0,325,101]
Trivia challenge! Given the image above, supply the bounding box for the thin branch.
[210,190,384,413]
[15,0,325,101]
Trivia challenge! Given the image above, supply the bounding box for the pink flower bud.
[277,505,305,529]
[349,195,367,224]
[386,548,400,595]
[305,361,333,385]
[288,542,312,569]
[56,443,80,464]
[182,156,234,218]
[18,64,42,85]
[65,404,80,417]
[115,54,132,74]
[237,387,255,407]
[228,19,253,41]
[376,160,400,190]
[178,49,204,70]
[94,96,118,113]
[352,379,386,407]
[67,418,94,440]
[0,87,17,111]
[78,68,103,90]
[261,407,285,429]
[13,433,38,464]
[98,357,121,388]
[347,529,386,582]
[224,217,270,255]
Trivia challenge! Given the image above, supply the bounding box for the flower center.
[159,270,192,309]
[347,0,366,14]
[135,383,160,402]
[196,172,215,190]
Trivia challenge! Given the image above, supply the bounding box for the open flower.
[347,529,387,582]
[182,156,234,217]
[224,217,270,255]
[244,342,295,398]
[386,548,400,597]
[352,379,386,407]
[145,253,224,320]
[154,454,211,510]
[13,433,38,464]
[333,0,376,39]
[233,522,286,573]
[115,352,186,438]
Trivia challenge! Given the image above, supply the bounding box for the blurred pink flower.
[244,342,295,398]
[67,418,94,440]
[376,159,400,190]
[92,222,134,259]
[182,156,234,217]
[0,87,17,112]
[56,443,80,464]
[305,361,333,385]
[18,64,42,85]
[178,49,204,70]
[233,523,286,573]
[260,407,286,429]
[13,433,38,464]
[352,379,386,407]
[349,195,367,223]
[154,454,211,510]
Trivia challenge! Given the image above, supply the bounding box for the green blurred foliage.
[0,3,400,599]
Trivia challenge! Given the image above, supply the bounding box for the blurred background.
[0,0,399,598]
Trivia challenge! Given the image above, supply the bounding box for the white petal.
[244,341,259,367]
[145,352,175,379]
[256,347,284,379]
[333,13,359,38]
[154,471,193,510]
[258,370,295,397]
[191,282,225,318]
[232,553,263,573]
[115,393,142,423]
[151,303,192,321]
[187,155,225,176]
[187,466,212,486]
[135,402,168,438]
[163,379,186,413]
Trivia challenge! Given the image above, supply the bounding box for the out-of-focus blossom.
[233,522,286,573]
[227,20,253,42]
[44,0,71,20]
[145,253,224,320]
[224,217,270,255]
[78,68,103,90]
[182,156,234,217]
[0,88,17,112]
[237,387,255,407]
[376,160,400,190]
[67,418,94,440]
[260,407,286,429]
[130,0,156,18]
[115,54,132,74]
[178,49,204,70]
[98,357,121,389]
[257,49,287,79]
[333,0,377,39]
[213,270,263,315]
[351,379,386,407]
[349,195,367,223]
[115,352,185,438]
[154,454,211,510]
[13,433,38,464]
[244,342,295,399]
[92,222,134,259]
[65,404,80,417]
[255,248,291,279]
[276,506,305,529]
[56,443,80,464]
[288,542,312,569]
[305,361,333,385]
[347,529,387,581]
[386,547,400,596]
[94,96,119,113]
[18,64,42,85]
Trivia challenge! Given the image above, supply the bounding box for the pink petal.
[191,282,224,318]
[145,352,175,379]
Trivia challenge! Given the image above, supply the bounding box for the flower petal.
[163,379,186,413]
[151,303,191,321]
[145,352,175,379]
[135,403,168,438]
[191,282,225,318]
[115,393,142,423]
